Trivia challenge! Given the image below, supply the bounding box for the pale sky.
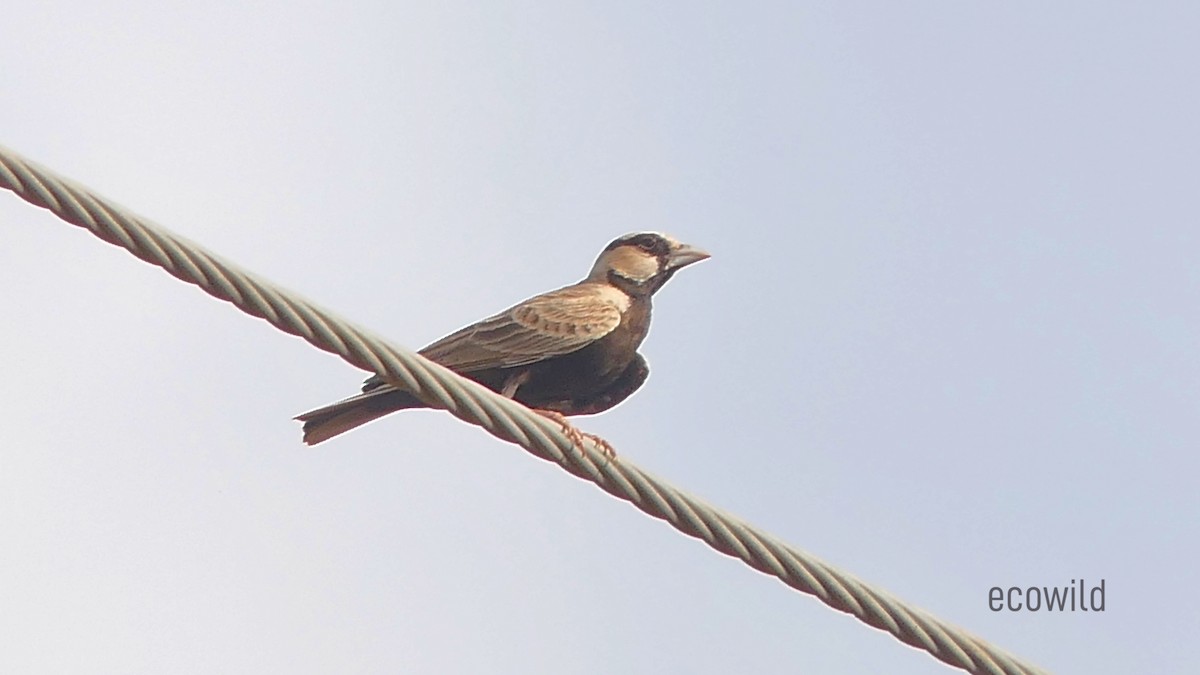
[2,3,1197,673]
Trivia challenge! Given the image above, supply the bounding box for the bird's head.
[587,232,710,296]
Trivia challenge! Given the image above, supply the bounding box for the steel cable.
[0,144,1049,675]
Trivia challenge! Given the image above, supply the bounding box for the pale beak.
[666,243,712,270]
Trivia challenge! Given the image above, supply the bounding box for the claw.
[534,409,617,462]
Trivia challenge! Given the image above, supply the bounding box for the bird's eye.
[633,235,659,252]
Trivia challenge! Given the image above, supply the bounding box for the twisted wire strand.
[0,144,1049,675]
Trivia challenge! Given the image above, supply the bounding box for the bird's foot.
[533,410,617,462]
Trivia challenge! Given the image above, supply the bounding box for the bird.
[295,232,710,453]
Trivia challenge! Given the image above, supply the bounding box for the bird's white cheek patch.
[607,247,660,282]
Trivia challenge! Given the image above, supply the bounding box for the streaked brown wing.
[420,283,625,371]
[361,283,626,393]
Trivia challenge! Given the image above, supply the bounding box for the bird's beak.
[666,243,711,270]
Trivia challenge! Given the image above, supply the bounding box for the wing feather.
[419,283,627,372]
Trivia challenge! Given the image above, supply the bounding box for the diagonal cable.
[0,143,1049,675]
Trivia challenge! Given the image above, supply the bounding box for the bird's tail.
[294,386,426,445]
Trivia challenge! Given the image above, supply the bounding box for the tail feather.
[295,386,425,445]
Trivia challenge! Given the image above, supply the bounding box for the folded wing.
[361,283,627,392]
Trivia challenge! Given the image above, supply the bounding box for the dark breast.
[497,297,652,414]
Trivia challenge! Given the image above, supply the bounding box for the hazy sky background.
[2,3,1197,673]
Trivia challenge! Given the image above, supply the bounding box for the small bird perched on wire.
[295,232,709,454]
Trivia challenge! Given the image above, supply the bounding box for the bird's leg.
[533,409,617,462]
[500,369,531,398]
[504,370,615,460]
